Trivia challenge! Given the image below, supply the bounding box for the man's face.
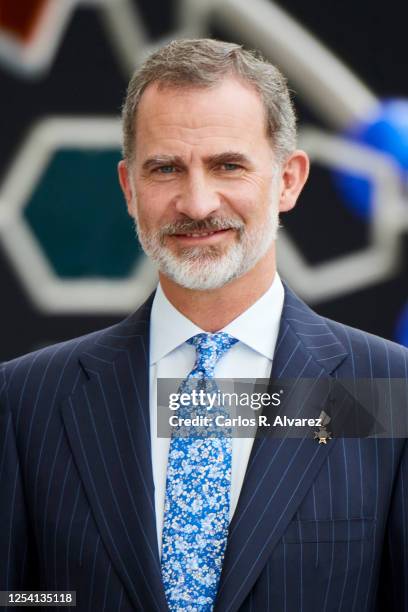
[120,77,289,290]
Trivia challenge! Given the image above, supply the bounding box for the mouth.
[169,228,233,244]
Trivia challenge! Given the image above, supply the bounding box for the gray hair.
[121,38,297,163]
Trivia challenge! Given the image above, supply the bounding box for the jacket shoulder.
[322,315,408,377]
[0,290,154,411]
[0,321,124,409]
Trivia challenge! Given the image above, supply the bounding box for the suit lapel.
[214,284,349,612]
[61,293,169,612]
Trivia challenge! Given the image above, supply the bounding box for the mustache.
[160,217,244,236]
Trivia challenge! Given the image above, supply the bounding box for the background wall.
[0,0,407,361]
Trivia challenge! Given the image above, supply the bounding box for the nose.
[175,171,221,220]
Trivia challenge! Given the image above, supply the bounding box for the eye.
[156,165,176,174]
[220,163,241,171]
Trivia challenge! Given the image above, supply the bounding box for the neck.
[159,248,277,332]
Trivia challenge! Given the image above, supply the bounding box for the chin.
[158,250,250,291]
[162,264,236,291]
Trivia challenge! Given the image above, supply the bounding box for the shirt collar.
[222,272,284,359]
[150,284,203,365]
[149,272,284,365]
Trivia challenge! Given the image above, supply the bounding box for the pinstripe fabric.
[1,284,408,612]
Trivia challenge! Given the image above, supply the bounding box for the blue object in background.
[395,302,408,348]
[334,99,408,219]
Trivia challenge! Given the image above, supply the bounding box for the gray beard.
[133,203,280,291]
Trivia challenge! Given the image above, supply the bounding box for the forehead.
[134,77,270,157]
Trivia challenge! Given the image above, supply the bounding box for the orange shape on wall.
[0,0,50,42]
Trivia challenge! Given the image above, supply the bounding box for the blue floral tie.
[161,332,239,611]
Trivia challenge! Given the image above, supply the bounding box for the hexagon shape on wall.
[24,147,142,279]
[277,127,407,303]
[0,117,157,314]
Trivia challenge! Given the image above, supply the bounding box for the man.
[1,38,407,612]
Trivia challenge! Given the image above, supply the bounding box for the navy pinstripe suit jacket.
[1,283,408,612]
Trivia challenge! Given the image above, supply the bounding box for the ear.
[278,150,310,213]
[118,159,136,216]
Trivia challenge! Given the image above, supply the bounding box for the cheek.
[221,183,271,221]
[223,174,273,205]
[134,187,171,227]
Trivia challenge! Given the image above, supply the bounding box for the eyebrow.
[141,151,252,172]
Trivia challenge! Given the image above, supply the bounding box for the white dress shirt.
[149,273,285,555]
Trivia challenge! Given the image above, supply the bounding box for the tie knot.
[186,332,239,376]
